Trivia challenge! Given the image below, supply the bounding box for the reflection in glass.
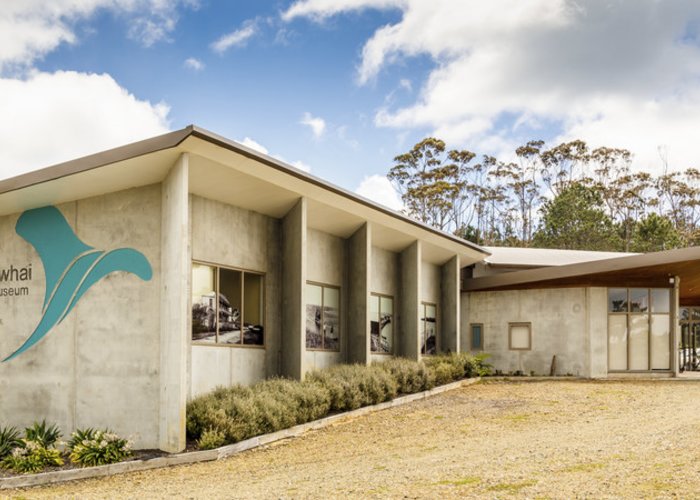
[192,264,217,342]
[370,295,393,353]
[305,284,323,349]
[421,303,437,355]
[323,286,340,350]
[629,288,648,313]
[243,273,264,345]
[608,315,627,370]
[629,314,649,370]
[650,289,670,314]
[608,288,627,313]
[651,314,670,370]
[218,268,242,344]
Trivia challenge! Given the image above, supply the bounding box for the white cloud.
[284,0,700,173]
[239,137,269,155]
[300,111,326,138]
[211,19,258,54]
[0,71,170,180]
[355,174,403,211]
[237,137,311,172]
[0,1,196,70]
[183,57,205,71]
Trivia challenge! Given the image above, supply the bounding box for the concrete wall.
[0,185,162,449]
[160,155,190,452]
[400,241,421,360]
[281,199,306,379]
[440,256,460,354]
[305,228,345,371]
[421,261,441,304]
[189,194,281,393]
[464,287,597,377]
[347,223,371,365]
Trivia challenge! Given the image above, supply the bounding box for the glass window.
[421,302,437,355]
[509,323,531,350]
[370,294,394,354]
[191,262,265,346]
[470,324,483,350]
[629,288,649,313]
[306,282,341,351]
[192,264,217,343]
[651,289,670,314]
[608,288,627,313]
[608,287,672,372]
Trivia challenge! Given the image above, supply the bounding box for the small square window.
[509,322,531,350]
[470,323,483,350]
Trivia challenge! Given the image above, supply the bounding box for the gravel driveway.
[5,379,700,499]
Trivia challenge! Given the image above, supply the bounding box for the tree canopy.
[387,137,699,252]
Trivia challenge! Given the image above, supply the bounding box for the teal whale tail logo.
[3,206,152,362]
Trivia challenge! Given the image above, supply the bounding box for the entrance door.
[679,308,700,372]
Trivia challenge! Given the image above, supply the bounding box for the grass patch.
[487,480,537,492]
[562,462,605,473]
[436,476,480,486]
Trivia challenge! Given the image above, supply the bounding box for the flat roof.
[482,246,638,268]
[0,125,488,264]
[465,246,700,304]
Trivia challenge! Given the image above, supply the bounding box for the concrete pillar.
[400,241,421,361]
[159,153,190,452]
[348,223,371,364]
[281,198,307,379]
[440,255,460,354]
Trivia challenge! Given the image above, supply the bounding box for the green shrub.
[472,352,493,376]
[0,426,21,460]
[306,364,397,412]
[1,439,63,474]
[24,420,61,448]
[198,428,226,450]
[68,428,132,467]
[374,358,434,394]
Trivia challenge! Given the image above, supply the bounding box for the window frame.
[508,322,532,351]
[607,287,672,372]
[470,323,484,351]
[305,281,342,352]
[420,301,439,356]
[370,292,394,355]
[191,260,266,349]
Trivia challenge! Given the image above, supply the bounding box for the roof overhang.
[464,246,700,305]
[0,125,489,267]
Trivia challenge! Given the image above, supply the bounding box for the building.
[0,126,697,453]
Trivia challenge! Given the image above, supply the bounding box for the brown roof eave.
[463,246,700,292]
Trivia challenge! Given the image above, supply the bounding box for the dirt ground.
[4,379,700,499]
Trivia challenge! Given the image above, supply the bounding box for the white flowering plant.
[67,428,132,467]
[1,438,63,473]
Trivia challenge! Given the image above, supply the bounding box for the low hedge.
[187,353,491,449]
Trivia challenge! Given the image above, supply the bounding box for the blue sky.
[2,1,700,208]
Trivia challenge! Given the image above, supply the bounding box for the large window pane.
[629,288,649,313]
[608,288,627,313]
[369,295,380,353]
[608,315,627,370]
[628,314,649,370]
[323,287,340,351]
[651,314,670,370]
[651,289,670,314]
[379,296,393,353]
[305,284,323,349]
[192,264,217,343]
[243,273,264,345]
[421,303,437,355]
[218,268,242,344]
